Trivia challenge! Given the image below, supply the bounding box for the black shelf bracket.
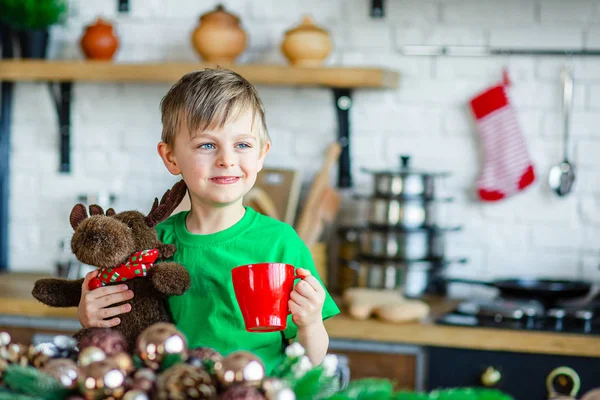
[48,82,72,173]
[0,24,14,271]
[333,88,353,188]
[371,0,384,18]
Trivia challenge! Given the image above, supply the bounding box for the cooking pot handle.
[445,278,495,287]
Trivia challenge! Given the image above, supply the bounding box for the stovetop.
[436,296,600,335]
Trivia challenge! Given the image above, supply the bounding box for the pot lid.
[361,155,451,177]
[199,4,241,25]
[284,15,328,36]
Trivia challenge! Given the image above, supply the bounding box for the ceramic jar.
[80,18,119,60]
[191,4,247,64]
[281,16,332,66]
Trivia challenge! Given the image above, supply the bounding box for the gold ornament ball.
[123,389,149,400]
[131,368,156,392]
[136,322,188,370]
[79,359,126,400]
[78,346,106,367]
[215,351,265,388]
[156,363,215,400]
[112,352,134,375]
[41,358,81,390]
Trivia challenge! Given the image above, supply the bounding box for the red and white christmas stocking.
[469,80,535,202]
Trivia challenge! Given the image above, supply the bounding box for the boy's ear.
[157,142,181,175]
[257,141,271,172]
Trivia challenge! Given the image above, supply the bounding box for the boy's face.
[159,108,270,207]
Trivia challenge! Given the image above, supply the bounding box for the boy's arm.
[296,321,329,365]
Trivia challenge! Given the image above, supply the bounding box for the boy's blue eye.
[198,143,215,149]
[236,142,251,149]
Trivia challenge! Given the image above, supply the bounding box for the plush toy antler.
[32,180,191,348]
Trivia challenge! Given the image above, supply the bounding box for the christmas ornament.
[112,352,134,375]
[78,346,106,367]
[78,359,126,400]
[136,323,187,370]
[51,335,78,359]
[0,332,10,348]
[78,328,128,356]
[262,378,295,400]
[215,351,265,388]
[41,358,80,390]
[220,385,266,400]
[130,368,156,392]
[187,347,223,373]
[155,363,216,400]
[123,389,149,400]
[469,72,535,202]
[1,344,28,366]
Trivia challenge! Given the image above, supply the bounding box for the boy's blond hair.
[160,68,270,148]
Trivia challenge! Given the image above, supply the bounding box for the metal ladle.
[549,67,576,197]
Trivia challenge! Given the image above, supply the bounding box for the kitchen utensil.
[303,186,341,247]
[253,168,302,225]
[244,187,280,219]
[549,67,576,197]
[359,226,460,261]
[361,155,450,198]
[447,277,591,301]
[295,142,341,243]
[348,258,467,297]
[231,263,303,332]
[363,195,452,229]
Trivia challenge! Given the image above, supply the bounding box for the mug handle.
[288,270,309,315]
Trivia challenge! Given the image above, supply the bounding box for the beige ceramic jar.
[191,4,247,64]
[281,16,332,66]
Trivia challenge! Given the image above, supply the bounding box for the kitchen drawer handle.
[481,366,502,387]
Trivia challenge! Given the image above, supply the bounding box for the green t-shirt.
[155,207,340,373]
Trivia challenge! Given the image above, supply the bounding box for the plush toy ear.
[70,204,88,230]
[106,208,116,217]
[145,179,187,227]
[88,204,104,216]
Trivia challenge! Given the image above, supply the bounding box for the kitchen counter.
[2,273,600,358]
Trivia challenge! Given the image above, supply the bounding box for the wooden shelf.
[0,60,399,88]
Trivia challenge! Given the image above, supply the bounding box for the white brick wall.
[9,0,600,281]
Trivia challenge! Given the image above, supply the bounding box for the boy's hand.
[289,268,325,327]
[77,271,134,328]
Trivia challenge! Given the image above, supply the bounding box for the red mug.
[232,263,303,332]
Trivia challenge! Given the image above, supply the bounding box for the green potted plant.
[0,0,68,59]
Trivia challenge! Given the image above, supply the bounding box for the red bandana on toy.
[88,249,159,290]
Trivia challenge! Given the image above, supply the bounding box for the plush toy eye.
[126,220,134,229]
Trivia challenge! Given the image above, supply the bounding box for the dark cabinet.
[426,346,600,399]
[329,339,425,391]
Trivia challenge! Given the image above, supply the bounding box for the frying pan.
[448,278,591,301]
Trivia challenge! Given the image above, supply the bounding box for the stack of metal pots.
[343,155,465,298]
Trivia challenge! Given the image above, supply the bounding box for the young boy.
[76,68,340,372]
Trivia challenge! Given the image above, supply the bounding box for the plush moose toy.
[32,180,191,348]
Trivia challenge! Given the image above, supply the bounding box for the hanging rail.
[399,46,600,57]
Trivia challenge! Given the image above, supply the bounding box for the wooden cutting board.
[253,168,302,225]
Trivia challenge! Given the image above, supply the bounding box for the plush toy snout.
[71,215,135,268]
